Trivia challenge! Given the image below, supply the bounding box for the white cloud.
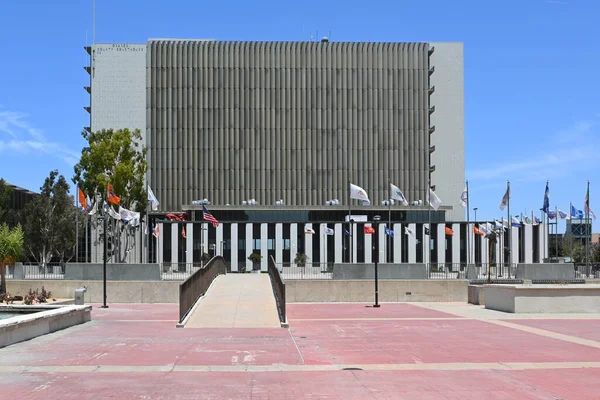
[0,108,80,166]
[468,120,599,183]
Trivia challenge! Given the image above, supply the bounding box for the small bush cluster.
[23,286,53,305]
[0,293,23,305]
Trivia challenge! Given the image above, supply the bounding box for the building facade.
[83,39,525,266]
[86,39,464,219]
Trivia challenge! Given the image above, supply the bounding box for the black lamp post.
[373,215,381,308]
[473,207,478,222]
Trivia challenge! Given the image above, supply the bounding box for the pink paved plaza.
[2,302,600,399]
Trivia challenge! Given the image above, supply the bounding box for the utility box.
[74,287,87,305]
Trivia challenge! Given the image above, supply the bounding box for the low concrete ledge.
[332,263,428,280]
[485,284,600,313]
[7,280,180,303]
[65,263,162,281]
[515,263,574,280]
[286,279,468,302]
[0,304,91,348]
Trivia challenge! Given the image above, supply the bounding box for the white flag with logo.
[499,186,510,211]
[321,226,334,235]
[404,226,414,238]
[350,183,370,203]
[460,184,468,208]
[426,188,442,211]
[390,183,409,206]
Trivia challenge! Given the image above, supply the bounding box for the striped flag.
[202,206,220,227]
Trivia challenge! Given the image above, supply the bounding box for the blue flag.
[571,205,584,219]
[384,227,394,237]
[542,182,550,214]
[343,229,352,237]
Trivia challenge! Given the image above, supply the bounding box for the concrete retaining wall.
[65,263,162,281]
[515,263,574,280]
[332,263,428,280]
[6,280,180,303]
[286,280,468,302]
[468,285,486,305]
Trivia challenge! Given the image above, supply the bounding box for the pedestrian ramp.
[184,273,281,328]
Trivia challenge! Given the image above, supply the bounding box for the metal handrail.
[268,256,286,324]
[178,256,226,323]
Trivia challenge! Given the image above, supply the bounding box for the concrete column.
[304,224,313,267]
[203,223,209,254]
[393,223,402,263]
[481,231,488,265]
[230,223,238,272]
[290,223,298,266]
[408,223,416,263]
[364,223,372,263]
[186,222,193,268]
[511,227,519,265]
[334,223,342,263]
[352,223,358,264]
[543,223,549,260]
[157,222,164,265]
[246,223,253,271]
[437,223,446,265]
[452,223,461,268]
[496,234,501,265]
[319,224,327,266]
[378,223,386,264]
[524,224,532,263]
[468,223,475,264]
[261,223,268,271]
[275,223,283,267]
[171,223,178,265]
[216,223,223,256]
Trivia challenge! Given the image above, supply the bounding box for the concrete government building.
[84,39,549,270]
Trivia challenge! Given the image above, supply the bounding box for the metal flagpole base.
[373,304,380,308]
[99,305,109,308]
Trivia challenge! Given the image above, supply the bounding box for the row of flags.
[541,181,596,221]
[77,183,220,239]
[350,182,443,210]
[306,224,456,238]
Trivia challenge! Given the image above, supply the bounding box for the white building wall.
[91,44,146,144]
[429,42,465,221]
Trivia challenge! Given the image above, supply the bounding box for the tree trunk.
[0,262,6,294]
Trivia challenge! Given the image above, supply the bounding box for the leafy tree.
[0,223,24,294]
[73,128,148,212]
[0,179,18,227]
[22,171,80,266]
[73,128,148,263]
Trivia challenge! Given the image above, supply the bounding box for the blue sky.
[0,0,598,229]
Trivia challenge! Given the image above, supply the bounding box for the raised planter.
[0,304,91,348]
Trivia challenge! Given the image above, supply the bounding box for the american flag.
[203,206,220,227]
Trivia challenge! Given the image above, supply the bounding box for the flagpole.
[85,215,89,263]
[506,180,511,276]
[76,186,79,263]
[388,178,391,264]
[428,179,431,270]
[586,180,590,272]
[466,180,470,267]
[569,201,573,259]
[348,179,352,264]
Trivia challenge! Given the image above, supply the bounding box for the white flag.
[390,183,409,206]
[499,186,510,211]
[321,226,334,235]
[350,183,370,203]
[147,185,159,211]
[426,188,442,211]
[304,227,315,234]
[404,226,414,238]
[88,200,98,216]
[460,185,468,208]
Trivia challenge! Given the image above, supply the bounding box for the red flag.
[78,188,87,210]
[107,183,120,205]
[364,226,375,234]
[445,227,454,236]
[181,225,186,238]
